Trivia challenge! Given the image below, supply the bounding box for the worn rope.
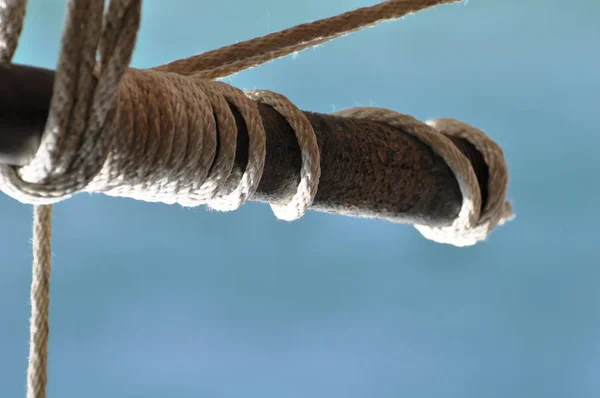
[1,1,48,398]
[27,205,52,398]
[0,0,513,397]
[334,108,514,246]
[0,1,143,397]
[152,0,459,79]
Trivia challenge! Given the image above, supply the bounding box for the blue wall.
[1,1,599,397]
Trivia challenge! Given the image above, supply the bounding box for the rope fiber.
[0,1,513,397]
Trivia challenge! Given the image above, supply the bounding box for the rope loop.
[334,107,513,247]
[0,0,141,205]
[417,119,514,246]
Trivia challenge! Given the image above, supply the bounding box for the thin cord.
[152,0,459,79]
[27,205,52,398]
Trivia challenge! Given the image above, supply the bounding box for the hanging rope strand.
[0,0,141,397]
[27,205,52,398]
[0,0,513,397]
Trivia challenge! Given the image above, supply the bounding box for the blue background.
[1,0,599,397]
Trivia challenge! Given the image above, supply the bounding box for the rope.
[152,0,458,79]
[333,108,514,246]
[0,0,513,397]
[27,205,52,398]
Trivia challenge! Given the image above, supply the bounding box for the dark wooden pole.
[0,63,488,227]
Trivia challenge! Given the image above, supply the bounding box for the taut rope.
[0,0,513,397]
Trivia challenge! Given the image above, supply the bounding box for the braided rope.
[27,205,52,398]
[0,0,513,397]
[152,0,458,79]
[246,90,320,221]
[334,108,514,247]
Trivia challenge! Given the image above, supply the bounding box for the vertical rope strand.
[27,204,52,398]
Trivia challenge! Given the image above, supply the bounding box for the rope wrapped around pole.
[0,0,514,397]
[0,63,501,229]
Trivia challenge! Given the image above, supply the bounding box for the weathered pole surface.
[0,63,488,227]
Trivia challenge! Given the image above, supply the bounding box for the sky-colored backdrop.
[1,1,599,397]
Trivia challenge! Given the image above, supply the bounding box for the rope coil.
[334,108,514,247]
[0,0,513,397]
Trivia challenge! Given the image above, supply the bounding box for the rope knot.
[0,0,141,206]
